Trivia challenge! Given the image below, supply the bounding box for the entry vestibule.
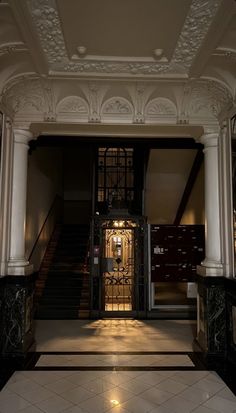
[0,121,233,371]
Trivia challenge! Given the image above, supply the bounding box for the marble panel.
[0,275,35,357]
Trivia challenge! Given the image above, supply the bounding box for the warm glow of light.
[113,220,124,227]
[110,399,120,406]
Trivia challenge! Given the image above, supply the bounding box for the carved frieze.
[56,95,89,121]
[87,82,101,122]
[102,98,132,115]
[101,97,133,122]
[57,96,88,114]
[145,97,177,118]
[1,77,233,125]
[133,83,148,123]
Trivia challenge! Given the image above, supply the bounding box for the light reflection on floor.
[35,319,197,352]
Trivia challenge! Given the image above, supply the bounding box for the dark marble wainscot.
[225,278,236,365]
[0,273,36,368]
[195,274,226,365]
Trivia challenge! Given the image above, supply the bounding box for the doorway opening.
[91,216,146,317]
[103,225,134,311]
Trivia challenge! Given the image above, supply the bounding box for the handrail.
[28,195,63,261]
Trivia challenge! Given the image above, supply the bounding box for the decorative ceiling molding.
[1,77,45,115]
[1,76,55,121]
[26,0,222,77]
[172,0,222,69]
[188,80,233,118]
[0,43,27,57]
[26,0,67,64]
[213,49,236,61]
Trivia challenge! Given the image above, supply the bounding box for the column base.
[195,273,226,361]
[7,260,33,276]
[197,264,223,277]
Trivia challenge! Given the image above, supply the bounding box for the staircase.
[35,224,90,319]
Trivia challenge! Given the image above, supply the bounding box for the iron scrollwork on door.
[103,226,134,311]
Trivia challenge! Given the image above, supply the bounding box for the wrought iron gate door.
[91,216,147,316]
[102,227,134,311]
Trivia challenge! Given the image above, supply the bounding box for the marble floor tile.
[60,386,94,404]
[80,377,116,395]
[159,394,199,413]
[16,387,56,404]
[135,372,172,385]
[43,378,79,395]
[190,407,220,413]
[192,377,226,395]
[35,394,74,413]
[0,393,30,413]
[202,394,236,412]
[17,406,47,413]
[121,394,158,413]
[216,386,236,402]
[170,371,209,385]
[155,378,188,395]
[59,406,87,413]
[118,377,153,395]
[78,394,114,413]
[140,387,174,405]
[177,386,212,404]
[102,387,134,404]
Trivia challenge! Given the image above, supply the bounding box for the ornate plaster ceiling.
[0,0,235,130]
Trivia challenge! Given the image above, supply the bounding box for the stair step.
[35,223,90,320]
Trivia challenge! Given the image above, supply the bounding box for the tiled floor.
[0,319,235,413]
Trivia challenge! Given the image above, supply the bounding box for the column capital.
[5,117,12,130]
[13,128,35,145]
[200,132,219,148]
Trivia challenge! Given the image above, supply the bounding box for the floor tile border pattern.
[28,351,204,370]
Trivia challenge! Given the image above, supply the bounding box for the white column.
[0,117,14,276]
[7,129,33,275]
[198,132,223,276]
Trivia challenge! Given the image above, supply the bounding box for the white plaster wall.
[25,147,63,267]
[63,146,92,224]
[181,163,205,224]
[63,146,92,201]
[145,149,198,224]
